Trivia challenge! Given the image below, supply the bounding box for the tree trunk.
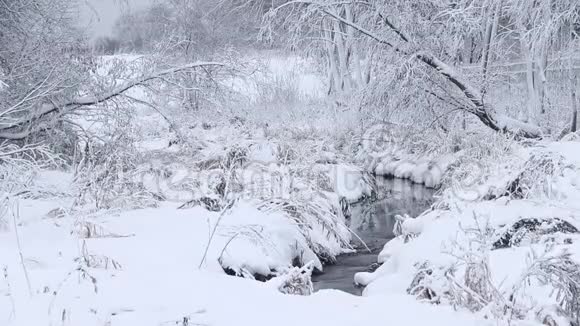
[572,104,578,133]
[571,61,578,133]
[345,5,363,88]
[318,6,543,138]
[334,18,351,92]
[536,48,548,114]
[364,50,374,84]
[481,10,494,78]
[323,20,341,94]
[521,39,538,123]
[515,17,540,124]
[481,1,501,85]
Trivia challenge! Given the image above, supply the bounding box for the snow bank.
[322,163,374,203]
[0,51,501,326]
[0,184,491,326]
[358,140,580,324]
[372,152,456,188]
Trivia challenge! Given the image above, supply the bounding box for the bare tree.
[0,0,226,143]
[261,0,580,138]
[570,61,578,133]
[0,0,91,141]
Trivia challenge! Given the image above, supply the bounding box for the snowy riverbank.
[0,167,486,326]
[355,139,580,325]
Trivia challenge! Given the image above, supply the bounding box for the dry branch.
[0,62,224,140]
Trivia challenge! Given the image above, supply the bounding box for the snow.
[373,153,455,188]
[225,52,325,102]
[35,274,488,326]
[496,114,544,138]
[4,50,578,326]
[1,183,492,326]
[135,138,171,152]
[355,140,580,324]
[266,55,326,98]
[31,170,75,196]
[248,141,278,164]
[330,163,374,202]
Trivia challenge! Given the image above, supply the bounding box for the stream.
[311,177,436,295]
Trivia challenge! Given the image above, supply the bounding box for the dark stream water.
[311,177,436,295]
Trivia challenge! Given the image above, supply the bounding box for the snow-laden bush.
[253,70,306,107]
[133,135,369,273]
[402,215,580,325]
[502,150,570,200]
[492,218,578,249]
[245,162,358,266]
[516,251,580,326]
[407,261,455,305]
[364,139,580,325]
[73,136,159,210]
[472,141,580,203]
[184,130,373,268]
[0,143,60,197]
[268,262,315,296]
[402,216,499,312]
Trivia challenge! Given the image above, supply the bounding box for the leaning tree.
[0,0,224,144]
[260,0,580,138]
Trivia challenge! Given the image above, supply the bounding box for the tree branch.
[0,62,224,140]
[294,1,543,138]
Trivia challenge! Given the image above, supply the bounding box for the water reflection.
[312,177,436,295]
[350,177,436,249]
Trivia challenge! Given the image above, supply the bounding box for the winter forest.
[1,0,580,325]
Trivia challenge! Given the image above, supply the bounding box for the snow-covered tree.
[261,0,580,138]
[0,0,226,143]
[0,0,91,141]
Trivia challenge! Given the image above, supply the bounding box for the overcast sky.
[81,0,152,37]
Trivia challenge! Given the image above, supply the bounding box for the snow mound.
[373,153,456,188]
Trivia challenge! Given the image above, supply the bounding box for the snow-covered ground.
[0,53,388,325]
[226,51,326,101]
[356,140,580,325]
[0,178,490,326]
[3,52,579,326]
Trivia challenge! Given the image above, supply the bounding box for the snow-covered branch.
[270,0,544,138]
[0,62,224,140]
